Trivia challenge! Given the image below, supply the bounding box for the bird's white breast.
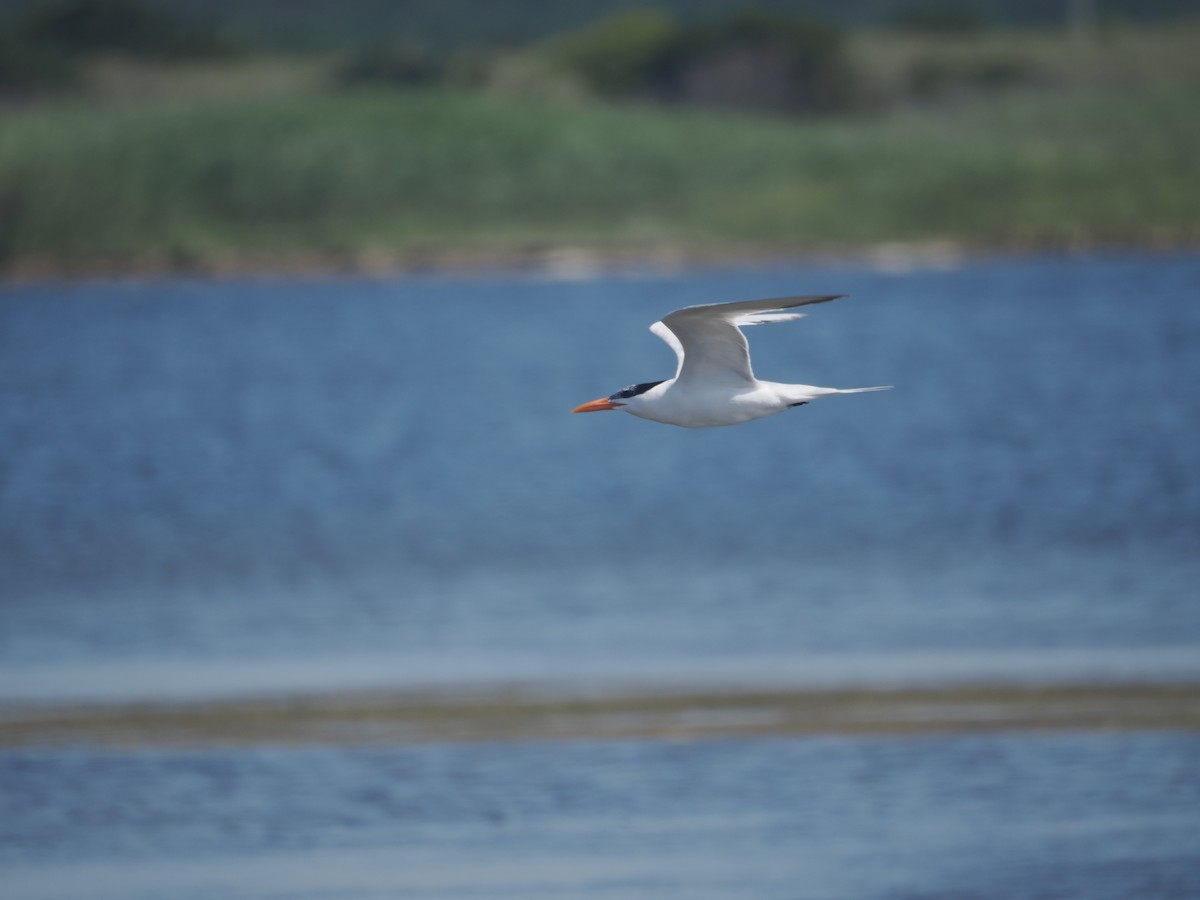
[624,380,789,428]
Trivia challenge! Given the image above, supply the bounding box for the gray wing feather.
[653,294,844,385]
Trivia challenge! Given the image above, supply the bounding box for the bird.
[572,294,890,428]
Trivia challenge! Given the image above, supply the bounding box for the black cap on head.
[611,381,664,401]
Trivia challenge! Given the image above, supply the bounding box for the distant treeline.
[333,6,1060,116]
[0,0,1080,112]
[30,1,1200,48]
[1,0,1197,55]
[2,0,1199,112]
[0,0,230,93]
[332,9,862,115]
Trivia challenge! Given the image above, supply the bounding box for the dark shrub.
[546,9,678,98]
[889,0,991,35]
[0,33,80,95]
[21,0,230,59]
[907,53,1035,99]
[649,10,853,114]
[550,7,855,115]
[335,42,444,88]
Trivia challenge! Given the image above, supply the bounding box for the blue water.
[3,253,1200,899]
[1,252,1199,700]
[3,732,1199,899]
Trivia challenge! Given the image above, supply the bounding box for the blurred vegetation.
[887,0,991,35]
[0,0,230,96]
[544,9,677,97]
[4,0,1194,51]
[2,83,1196,274]
[333,43,445,90]
[545,9,854,113]
[20,0,230,57]
[0,0,1198,274]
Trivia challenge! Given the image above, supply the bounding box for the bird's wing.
[652,295,844,385]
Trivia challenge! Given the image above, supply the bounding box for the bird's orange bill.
[572,397,620,413]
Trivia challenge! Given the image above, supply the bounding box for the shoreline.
[3,239,1197,286]
[4,680,1198,749]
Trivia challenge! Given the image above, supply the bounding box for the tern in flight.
[572,294,890,428]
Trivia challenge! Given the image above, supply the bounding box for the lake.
[2,251,1198,700]
[4,731,1199,899]
[1,251,1199,898]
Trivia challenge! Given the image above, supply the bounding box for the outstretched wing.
[651,294,844,385]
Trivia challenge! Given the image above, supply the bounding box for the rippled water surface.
[4,731,1200,899]
[2,252,1199,699]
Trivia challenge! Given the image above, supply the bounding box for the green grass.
[1,81,1198,274]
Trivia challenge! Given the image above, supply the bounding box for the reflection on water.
[4,731,1199,899]
[1,252,1199,699]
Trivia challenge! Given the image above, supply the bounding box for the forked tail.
[837,385,892,393]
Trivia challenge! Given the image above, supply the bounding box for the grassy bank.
[1,81,1198,275]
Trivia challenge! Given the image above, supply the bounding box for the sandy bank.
[3,681,1198,749]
